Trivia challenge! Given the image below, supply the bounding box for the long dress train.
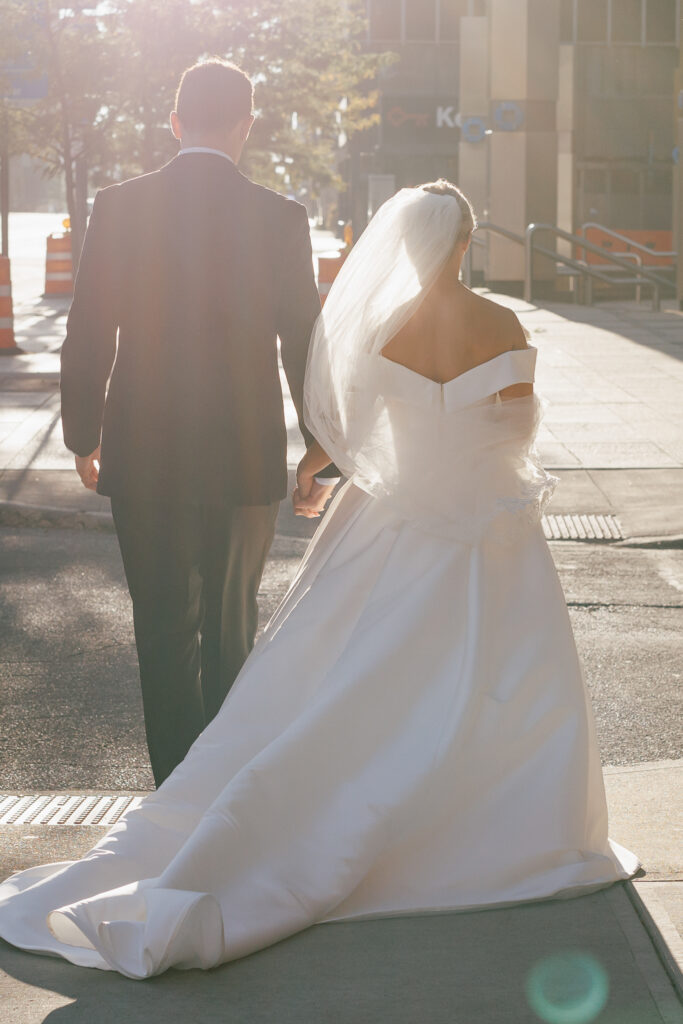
[0,348,639,978]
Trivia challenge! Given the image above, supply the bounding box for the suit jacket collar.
[160,152,244,180]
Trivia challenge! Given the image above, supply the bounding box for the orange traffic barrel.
[44,232,73,296]
[0,256,20,354]
[577,227,674,267]
[317,252,346,306]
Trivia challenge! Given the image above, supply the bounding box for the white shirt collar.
[178,147,234,164]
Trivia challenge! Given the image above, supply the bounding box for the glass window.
[645,0,676,42]
[440,0,468,41]
[600,48,640,94]
[577,0,608,41]
[642,167,672,228]
[611,0,643,42]
[639,45,677,93]
[611,168,640,192]
[405,0,436,40]
[579,167,609,223]
[583,168,608,192]
[643,166,671,194]
[560,0,575,42]
[370,0,402,40]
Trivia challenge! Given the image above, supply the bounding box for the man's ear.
[170,111,182,142]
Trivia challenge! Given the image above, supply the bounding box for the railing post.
[524,224,535,303]
[462,244,471,287]
[652,284,660,312]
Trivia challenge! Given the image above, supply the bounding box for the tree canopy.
[0,0,391,254]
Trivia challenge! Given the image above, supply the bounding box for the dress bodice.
[354,346,557,543]
[377,346,538,411]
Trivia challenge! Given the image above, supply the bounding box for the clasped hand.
[293,442,336,518]
[75,442,336,514]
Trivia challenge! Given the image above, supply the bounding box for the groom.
[61,59,338,786]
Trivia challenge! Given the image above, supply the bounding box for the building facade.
[341,0,679,284]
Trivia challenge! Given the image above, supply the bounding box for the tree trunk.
[44,1,83,270]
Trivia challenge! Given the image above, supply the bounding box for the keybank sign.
[436,106,458,128]
[381,96,460,149]
[381,96,526,149]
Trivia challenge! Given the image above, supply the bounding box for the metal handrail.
[463,225,626,295]
[525,223,674,311]
[461,233,485,286]
[477,220,526,246]
[579,250,644,303]
[529,242,644,302]
[461,221,524,287]
[462,220,673,310]
[580,221,676,260]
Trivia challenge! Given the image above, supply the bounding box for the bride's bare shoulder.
[466,291,529,350]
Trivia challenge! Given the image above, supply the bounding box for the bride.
[0,182,639,979]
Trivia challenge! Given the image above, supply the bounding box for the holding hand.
[293,443,337,518]
[75,445,101,491]
[293,478,337,518]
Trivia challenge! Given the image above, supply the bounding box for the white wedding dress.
[0,345,639,979]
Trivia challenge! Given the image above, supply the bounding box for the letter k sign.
[437,106,456,129]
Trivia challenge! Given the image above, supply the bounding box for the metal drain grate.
[0,794,146,827]
[542,513,622,542]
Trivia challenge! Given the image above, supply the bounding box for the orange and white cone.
[44,232,73,296]
[317,252,346,306]
[0,256,21,354]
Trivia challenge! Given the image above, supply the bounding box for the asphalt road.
[1,518,681,792]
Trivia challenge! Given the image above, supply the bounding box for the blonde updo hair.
[420,179,476,244]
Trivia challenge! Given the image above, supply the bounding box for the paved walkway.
[0,757,680,1021]
[0,880,680,1022]
[1,286,682,541]
[0,248,681,1019]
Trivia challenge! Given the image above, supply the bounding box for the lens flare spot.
[525,951,609,1024]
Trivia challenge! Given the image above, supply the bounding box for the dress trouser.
[110,496,280,787]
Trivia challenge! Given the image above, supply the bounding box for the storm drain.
[542,513,622,542]
[0,794,146,827]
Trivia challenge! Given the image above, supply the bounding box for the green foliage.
[215,0,390,192]
[1,0,391,197]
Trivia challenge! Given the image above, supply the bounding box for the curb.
[0,503,313,558]
[0,501,114,531]
[2,499,682,549]
[626,881,683,1003]
[616,535,683,550]
[0,372,59,389]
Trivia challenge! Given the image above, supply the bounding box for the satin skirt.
[0,482,639,978]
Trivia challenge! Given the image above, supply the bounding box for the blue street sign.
[462,116,487,143]
[494,101,524,131]
[0,68,48,102]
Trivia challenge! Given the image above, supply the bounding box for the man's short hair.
[175,59,253,135]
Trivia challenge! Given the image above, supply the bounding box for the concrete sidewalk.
[0,760,680,1021]
[1,290,682,542]
[0,883,680,1023]
[0,273,681,1018]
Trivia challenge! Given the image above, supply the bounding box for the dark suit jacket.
[61,152,336,506]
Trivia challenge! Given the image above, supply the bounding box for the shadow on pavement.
[0,888,667,1023]
[532,300,683,363]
